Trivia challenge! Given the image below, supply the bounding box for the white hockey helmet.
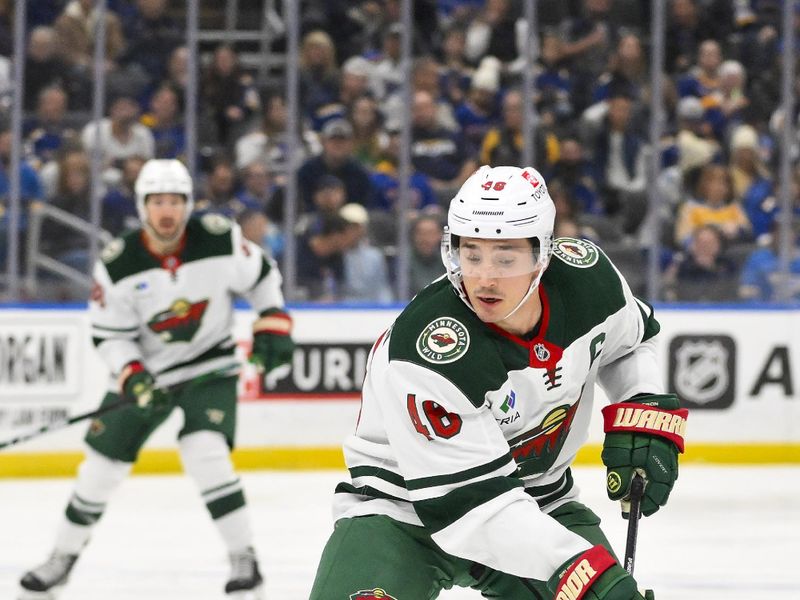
[442,165,556,311]
[134,159,194,223]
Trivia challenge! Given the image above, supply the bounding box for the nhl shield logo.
[416,317,470,364]
[350,588,397,600]
[669,335,736,409]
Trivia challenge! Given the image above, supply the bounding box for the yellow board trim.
[1,444,799,478]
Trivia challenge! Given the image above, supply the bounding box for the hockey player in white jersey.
[310,165,687,599]
[19,159,294,599]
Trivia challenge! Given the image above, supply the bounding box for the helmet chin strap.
[500,266,545,322]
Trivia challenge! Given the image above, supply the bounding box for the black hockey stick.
[623,472,646,575]
[0,398,132,451]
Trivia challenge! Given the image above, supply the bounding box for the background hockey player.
[309,165,687,599]
[19,159,294,599]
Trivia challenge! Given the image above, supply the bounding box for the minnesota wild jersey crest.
[553,237,599,268]
[416,317,470,364]
[147,298,210,342]
[510,400,580,476]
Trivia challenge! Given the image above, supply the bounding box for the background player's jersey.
[89,214,285,388]
[334,238,663,579]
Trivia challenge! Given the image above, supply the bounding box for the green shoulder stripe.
[637,297,661,342]
[414,476,523,533]
[543,238,629,347]
[101,217,235,284]
[388,279,508,408]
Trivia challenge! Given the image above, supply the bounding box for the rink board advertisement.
[1,305,799,474]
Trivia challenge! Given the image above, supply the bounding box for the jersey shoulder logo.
[200,213,232,234]
[553,237,599,268]
[416,317,470,364]
[100,238,125,264]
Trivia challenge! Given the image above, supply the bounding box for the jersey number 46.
[406,394,463,440]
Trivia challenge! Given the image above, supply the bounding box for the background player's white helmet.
[134,159,194,223]
[442,165,556,313]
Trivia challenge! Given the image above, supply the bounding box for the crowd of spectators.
[2,0,800,303]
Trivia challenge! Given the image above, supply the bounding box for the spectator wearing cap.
[729,124,774,242]
[675,96,719,174]
[410,90,477,198]
[296,118,376,212]
[294,175,350,301]
[81,92,155,186]
[338,203,394,303]
[703,60,750,141]
[454,57,502,156]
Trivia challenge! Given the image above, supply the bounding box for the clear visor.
[451,238,543,279]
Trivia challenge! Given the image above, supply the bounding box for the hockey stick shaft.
[0,398,131,451]
[624,473,646,575]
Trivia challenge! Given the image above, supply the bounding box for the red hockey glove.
[547,545,655,600]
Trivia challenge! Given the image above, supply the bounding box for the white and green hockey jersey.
[334,238,663,580]
[89,214,285,388]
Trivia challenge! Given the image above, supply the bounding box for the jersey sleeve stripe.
[251,256,272,288]
[334,481,409,503]
[406,453,515,494]
[92,324,139,333]
[156,338,236,375]
[349,465,407,489]
[524,469,573,507]
[414,476,523,533]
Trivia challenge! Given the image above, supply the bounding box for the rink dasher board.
[0,305,799,476]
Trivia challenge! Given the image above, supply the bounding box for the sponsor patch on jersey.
[201,213,232,234]
[416,317,470,364]
[553,237,599,268]
[350,588,396,600]
[100,238,125,264]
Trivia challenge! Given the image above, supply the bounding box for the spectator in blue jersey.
[676,39,722,100]
[0,123,44,270]
[297,118,376,213]
[548,136,602,215]
[410,90,477,197]
[371,125,438,213]
[23,85,77,171]
[533,32,574,124]
[728,125,773,242]
[739,227,800,302]
[702,60,750,141]
[454,57,501,156]
[437,25,473,109]
[236,161,274,212]
[310,56,376,133]
[141,84,185,159]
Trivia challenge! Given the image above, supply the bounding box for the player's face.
[459,237,540,325]
[144,193,187,241]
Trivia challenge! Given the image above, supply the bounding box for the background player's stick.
[0,398,131,451]
[622,472,646,575]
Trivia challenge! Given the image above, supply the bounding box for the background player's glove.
[547,545,655,600]
[120,361,169,415]
[601,393,688,516]
[249,308,294,376]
